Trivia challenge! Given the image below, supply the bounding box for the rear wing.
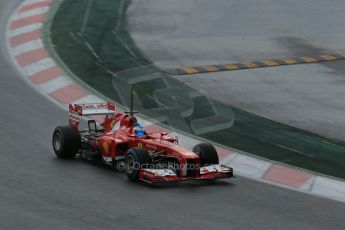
[69,103,116,129]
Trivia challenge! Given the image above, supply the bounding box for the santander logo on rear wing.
[69,103,116,129]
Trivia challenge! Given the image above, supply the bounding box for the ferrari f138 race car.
[52,91,233,184]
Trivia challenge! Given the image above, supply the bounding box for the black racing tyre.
[193,143,219,166]
[52,126,81,158]
[125,148,151,181]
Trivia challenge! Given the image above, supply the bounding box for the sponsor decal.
[81,103,108,109]
[171,152,180,157]
[102,142,110,153]
[69,113,81,121]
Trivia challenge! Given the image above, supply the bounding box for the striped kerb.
[10,30,41,47]
[264,164,312,188]
[50,84,88,104]
[16,48,48,67]
[30,66,63,84]
[19,0,53,13]
[11,13,47,30]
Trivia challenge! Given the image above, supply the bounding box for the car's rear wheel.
[53,126,81,158]
[125,148,151,181]
[193,143,219,166]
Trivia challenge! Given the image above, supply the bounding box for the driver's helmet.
[134,124,145,137]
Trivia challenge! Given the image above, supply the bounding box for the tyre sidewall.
[53,126,81,158]
[193,143,219,166]
[125,148,151,181]
[125,149,140,181]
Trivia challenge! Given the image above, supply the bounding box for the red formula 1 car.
[52,92,233,183]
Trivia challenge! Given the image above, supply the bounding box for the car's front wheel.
[124,148,151,181]
[53,126,81,158]
[193,143,219,166]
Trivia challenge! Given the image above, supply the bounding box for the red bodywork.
[69,103,233,183]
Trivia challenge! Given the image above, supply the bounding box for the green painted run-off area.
[48,0,345,179]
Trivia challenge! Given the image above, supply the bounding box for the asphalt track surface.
[128,0,345,141]
[1,1,345,230]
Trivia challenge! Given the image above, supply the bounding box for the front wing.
[138,165,234,183]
